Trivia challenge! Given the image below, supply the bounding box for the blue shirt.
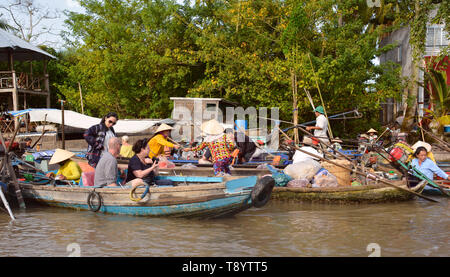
[410,158,449,180]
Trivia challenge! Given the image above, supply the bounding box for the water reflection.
[0,199,448,257]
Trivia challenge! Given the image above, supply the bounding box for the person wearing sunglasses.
[84,112,119,168]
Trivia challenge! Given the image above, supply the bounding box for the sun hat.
[201,119,225,136]
[367,128,378,134]
[331,137,343,143]
[314,106,325,114]
[49,148,75,165]
[155,123,174,134]
[412,141,432,152]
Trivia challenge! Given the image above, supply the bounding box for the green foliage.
[52,0,449,138]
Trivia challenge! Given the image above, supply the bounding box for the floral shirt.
[191,135,235,162]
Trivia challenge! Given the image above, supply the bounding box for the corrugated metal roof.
[0,28,56,61]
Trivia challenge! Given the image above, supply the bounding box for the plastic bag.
[158,156,175,169]
[283,159,321,181]
[287,178,311,188]
[312,169,338,187]
[181,163,197,169]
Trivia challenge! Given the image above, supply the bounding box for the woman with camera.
[125,138,174,187]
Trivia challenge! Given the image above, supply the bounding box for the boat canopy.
[8,108,160,133]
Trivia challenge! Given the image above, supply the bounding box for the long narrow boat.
[271,180,427,203]
[158,167,428,203]
[17,175,274,218]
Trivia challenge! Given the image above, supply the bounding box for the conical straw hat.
[201,119,224,136]
[412,141,432,152]
[331,137,343,143]
[155,123,174,134]
[367,128,377,133]
[49,148,75,165]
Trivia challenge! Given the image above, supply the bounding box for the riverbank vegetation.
[2,0,449,139]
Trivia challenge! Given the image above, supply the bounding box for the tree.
[0,0,60,45]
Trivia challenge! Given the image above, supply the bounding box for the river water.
[0,197,448,257]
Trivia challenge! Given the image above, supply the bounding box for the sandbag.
[292,146,323,163]
[283,159,321,181]
[287,178,311,188]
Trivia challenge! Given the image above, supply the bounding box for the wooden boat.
[158,167,428,203]
[271,180,427,203]
[17,175,274,218]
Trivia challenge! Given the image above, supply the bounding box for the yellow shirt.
[56,160,82,183]
[120,144,135,158]
[147,134,174,158]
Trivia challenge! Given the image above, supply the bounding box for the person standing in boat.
[84,112,118,168]
[305,106,330,146]
[94,137,122,187]
[183,119,235,176]
[147,123,180,159]
[46,148,82,183]
[126,139,174,186]
[410,146,450,182]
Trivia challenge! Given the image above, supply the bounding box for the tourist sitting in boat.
[147,123,180,159]
[183,119,235,176]
[410,146,449,181]
[119,135,134,158]
[94,137,122,187]
[126,139,174,186]
[46,148,82,183]
[225,128,257,164]
[84,112,119,168]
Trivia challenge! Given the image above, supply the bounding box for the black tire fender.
[251,176,275,208]
[87,191,103,212]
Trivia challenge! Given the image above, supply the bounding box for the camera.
[152,157,159,163]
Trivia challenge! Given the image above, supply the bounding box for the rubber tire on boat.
[251,176,275,208]
[87,191,103,212]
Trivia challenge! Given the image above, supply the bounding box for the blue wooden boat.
[17,175,275,218]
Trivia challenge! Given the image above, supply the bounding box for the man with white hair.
[94,137,122,187]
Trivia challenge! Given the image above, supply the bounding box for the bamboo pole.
[285,142,439,203]
[0,184,15,220]
[31,114,47,149]
[59,100,65,149]
[78,82,84,115]
[308,53,333,139]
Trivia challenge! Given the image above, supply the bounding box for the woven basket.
[320,159,352,186]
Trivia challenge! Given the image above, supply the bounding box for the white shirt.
[314,114,328,139]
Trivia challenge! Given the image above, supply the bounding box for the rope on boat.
[129,182,150,202]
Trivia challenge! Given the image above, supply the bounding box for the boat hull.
[19,176,258,218]
[270,180,427,203]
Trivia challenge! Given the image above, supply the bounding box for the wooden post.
[59,100,65,149]
[11,70,19,130]
[0,184,15,220]
[44,60,50,108]
[78,82,84,114]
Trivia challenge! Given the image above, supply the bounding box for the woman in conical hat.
[147,123,180,159]
[183,119,235,176]
[367,128,378,142]
[46,148,82,183]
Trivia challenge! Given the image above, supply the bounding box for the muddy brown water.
[0,197,448,257]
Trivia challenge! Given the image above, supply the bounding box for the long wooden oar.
[285,142,439,203]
